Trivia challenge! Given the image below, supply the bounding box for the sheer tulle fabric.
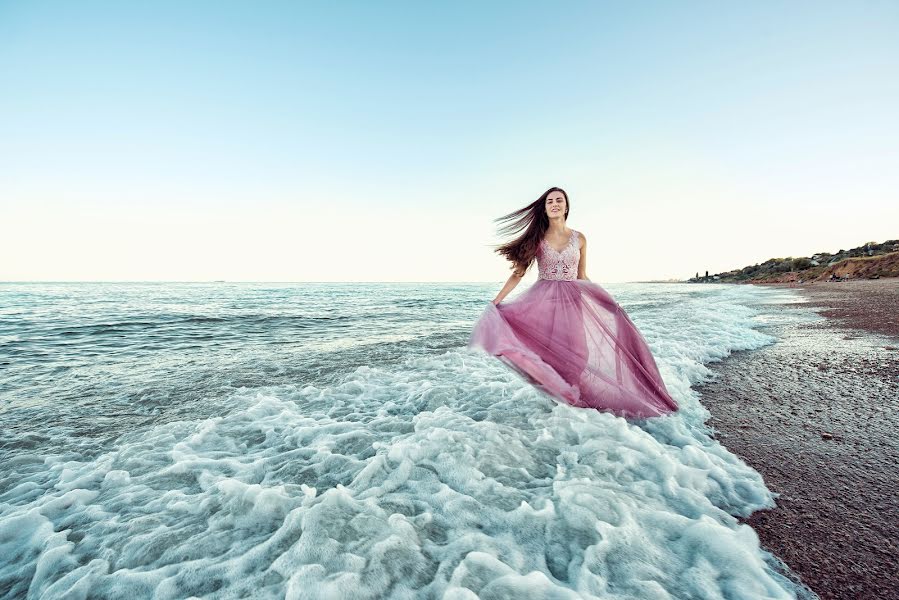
[468,232,678,419]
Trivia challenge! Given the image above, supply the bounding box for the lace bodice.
[537,229,580,281]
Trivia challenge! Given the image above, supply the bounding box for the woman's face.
[545,192,567,219]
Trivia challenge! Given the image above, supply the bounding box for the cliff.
[688,239,899,284]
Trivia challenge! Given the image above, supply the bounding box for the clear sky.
[2,1,897,283]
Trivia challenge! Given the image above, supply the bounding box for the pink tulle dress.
[468,229,679,418]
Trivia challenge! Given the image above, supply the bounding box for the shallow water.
[0,282,817,599]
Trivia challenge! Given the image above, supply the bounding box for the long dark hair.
[492,186,569,276]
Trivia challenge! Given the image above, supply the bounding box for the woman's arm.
[577,233,591,281]
[493,266,526,305]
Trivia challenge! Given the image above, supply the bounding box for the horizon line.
[0,279,691,285]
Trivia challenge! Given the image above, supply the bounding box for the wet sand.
[696,278,899,600]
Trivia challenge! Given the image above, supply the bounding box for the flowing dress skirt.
[468,279,678,418]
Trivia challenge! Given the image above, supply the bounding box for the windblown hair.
[492,186,570,277]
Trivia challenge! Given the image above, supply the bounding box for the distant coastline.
[688,239,899,284]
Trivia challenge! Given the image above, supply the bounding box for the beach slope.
[697,278,899,600]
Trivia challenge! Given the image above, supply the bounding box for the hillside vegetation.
[688,239,899,284]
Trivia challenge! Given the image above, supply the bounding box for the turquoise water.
[0,282,816,599]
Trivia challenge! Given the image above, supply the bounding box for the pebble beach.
[696,278,899,600]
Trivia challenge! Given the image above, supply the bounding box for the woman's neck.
[546,220,568,235]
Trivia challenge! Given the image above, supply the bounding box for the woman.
[468,186,679,419]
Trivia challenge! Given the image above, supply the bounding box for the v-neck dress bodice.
[537,229,580,281]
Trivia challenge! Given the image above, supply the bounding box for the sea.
[0,281,821,599]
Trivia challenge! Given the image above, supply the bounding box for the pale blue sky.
[2,1,897,282]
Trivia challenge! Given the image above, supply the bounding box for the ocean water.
[0,281,819,599]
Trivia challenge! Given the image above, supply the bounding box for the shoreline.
[756,277,899,339]
[696,278,899,600]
